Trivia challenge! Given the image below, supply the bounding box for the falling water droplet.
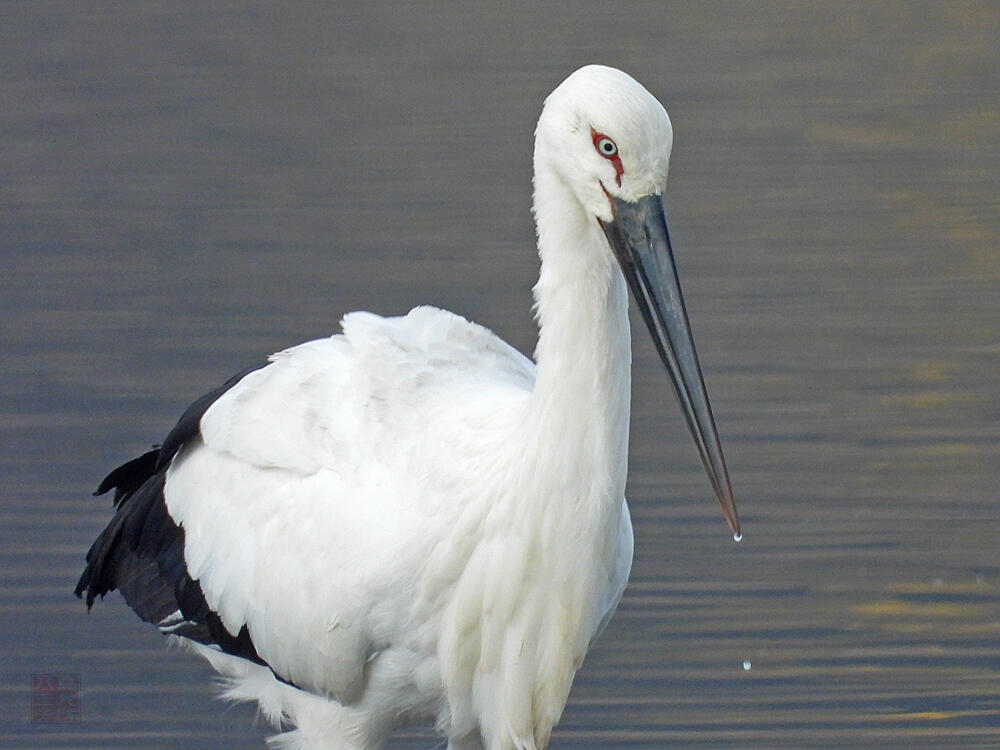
[742,660,752,671]
[733,532,743,543]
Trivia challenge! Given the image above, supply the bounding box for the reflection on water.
[2,2,997,748]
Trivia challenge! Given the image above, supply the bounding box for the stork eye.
[591,129,624,187]
[595,136,618,157]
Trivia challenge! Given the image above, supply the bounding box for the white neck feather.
[454,156,636,749]
[433,158,637,750]
[529,165,632,509]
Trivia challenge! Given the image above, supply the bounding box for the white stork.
[77,65,741,750]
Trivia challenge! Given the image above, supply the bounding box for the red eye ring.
[591,129,624,187]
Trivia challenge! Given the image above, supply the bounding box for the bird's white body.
[79,65,740,750]
[173,293,633,748]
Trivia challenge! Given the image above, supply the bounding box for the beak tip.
[720,488,741,541]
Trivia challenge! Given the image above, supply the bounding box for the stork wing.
[77,306,535,701]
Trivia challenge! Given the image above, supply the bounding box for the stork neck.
[529,169,632,496]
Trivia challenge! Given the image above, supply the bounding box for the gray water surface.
[2,2,998,748]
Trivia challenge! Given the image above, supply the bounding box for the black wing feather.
[76,361,271,669]
[94,449,158,507]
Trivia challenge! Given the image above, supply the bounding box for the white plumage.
[78,65,740,750]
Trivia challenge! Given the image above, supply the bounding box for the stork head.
[534,65,673,222]
[535,65,741,540]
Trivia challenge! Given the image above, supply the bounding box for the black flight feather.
[76,361,271,670]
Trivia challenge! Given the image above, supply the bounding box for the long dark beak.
[600,193,741,539]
